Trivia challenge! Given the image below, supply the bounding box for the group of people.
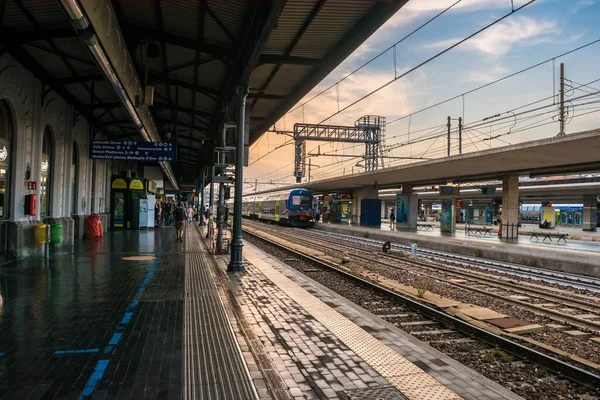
[155,200,198,242]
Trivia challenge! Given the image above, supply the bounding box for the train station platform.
[313,222,600,279]
[0,225,521,400]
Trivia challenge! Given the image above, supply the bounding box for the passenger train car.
[239,188,314,227]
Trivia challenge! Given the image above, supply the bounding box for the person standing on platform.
[315,207,321,222]
[389,208,395,228]
[175,202,186,242]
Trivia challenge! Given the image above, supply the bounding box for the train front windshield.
[291,195,312,209]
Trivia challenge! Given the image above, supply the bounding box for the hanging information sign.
[91,140,175,162]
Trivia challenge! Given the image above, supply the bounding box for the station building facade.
[0,55,113,261]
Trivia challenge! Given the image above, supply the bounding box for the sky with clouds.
[245,0,600,192]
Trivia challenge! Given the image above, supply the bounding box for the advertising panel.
[441,199,455,232]
[396,195,408,223]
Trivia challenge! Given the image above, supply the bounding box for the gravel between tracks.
[256,224,600,368]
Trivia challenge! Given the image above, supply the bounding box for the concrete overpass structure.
[291,129,600,236]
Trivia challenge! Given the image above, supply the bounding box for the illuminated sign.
[0,146,7,162]
[111,178,127,189]
[41,159,49,172]
[129,179,144,190]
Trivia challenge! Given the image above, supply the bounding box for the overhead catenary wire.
[386,37,600,126]
[317,0,537,125]
[285,0,463,117]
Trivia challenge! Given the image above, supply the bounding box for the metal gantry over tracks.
[292,115,385,183]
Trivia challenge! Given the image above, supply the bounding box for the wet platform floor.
[0,225,522,400]
[0,228,184,399]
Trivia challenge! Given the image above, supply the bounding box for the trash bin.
[411,243,418,256]
[50,224,62,244]
[33,224,47,244]
[84,214,103,239]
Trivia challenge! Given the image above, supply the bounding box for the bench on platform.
[529,231,569,243]
[466,225,494,236]
[417,223,435,231]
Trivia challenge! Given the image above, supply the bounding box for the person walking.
[175,202,186,242]
[389,208,395,228]
[156,202,162,227]
[186,204,194,225]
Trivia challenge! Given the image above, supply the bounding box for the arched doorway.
[41,127,53,218]
[0,101,13,259]
[70,142,78,215]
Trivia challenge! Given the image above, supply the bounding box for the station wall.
[0,55,112,260]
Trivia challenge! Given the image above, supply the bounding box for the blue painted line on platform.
[120,312,133,324]
[54,349,99,355]
[79,235,171,399]
[108,333,123,346]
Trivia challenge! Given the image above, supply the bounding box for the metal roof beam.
[250,0,325,112]
[211,0,287,137]
[252,1,409,142]
[258,54,322,66]
[56,74,105,84]
[124,25,229,62]
[151,76,219,100]
[80,102,122,110]
[155,119,209,135]
[0,27,76,44]
[152,102,212,118]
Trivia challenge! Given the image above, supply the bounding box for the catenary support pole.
[229,86,249,272]
[447,116,451,157]
[558,62,566,136]
[458,117,462,155]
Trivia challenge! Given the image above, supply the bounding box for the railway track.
[308,228,600,293]
[242,221,600,399]
[272,227,600,333]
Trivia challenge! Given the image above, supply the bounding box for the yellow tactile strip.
[244,248,462,400]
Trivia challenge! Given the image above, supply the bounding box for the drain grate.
[137,290,184,302]
[342,386,408,400]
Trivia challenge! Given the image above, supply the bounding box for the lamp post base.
[227,241,245,272]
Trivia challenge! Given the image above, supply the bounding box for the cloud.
[247,68,428,180]
[424,16,557,56]
[337,0,516,69]
[571,0,596,13]
[464,65,511,83]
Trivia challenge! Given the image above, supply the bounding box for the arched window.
[0,101,12,219]
[41,127,53,218]
[71,142,78,215]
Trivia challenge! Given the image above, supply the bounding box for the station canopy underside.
[1,0,407,184]
[298,129,600,193]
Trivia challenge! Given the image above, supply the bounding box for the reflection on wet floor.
[0,227,184,399]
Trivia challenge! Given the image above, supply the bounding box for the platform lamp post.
[229,86,249,272]
[199,169,206,226]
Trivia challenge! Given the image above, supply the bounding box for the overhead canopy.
[2,0,407,185]
[295,129,600,192]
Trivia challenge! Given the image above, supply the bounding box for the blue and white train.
[239,188,314,227]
